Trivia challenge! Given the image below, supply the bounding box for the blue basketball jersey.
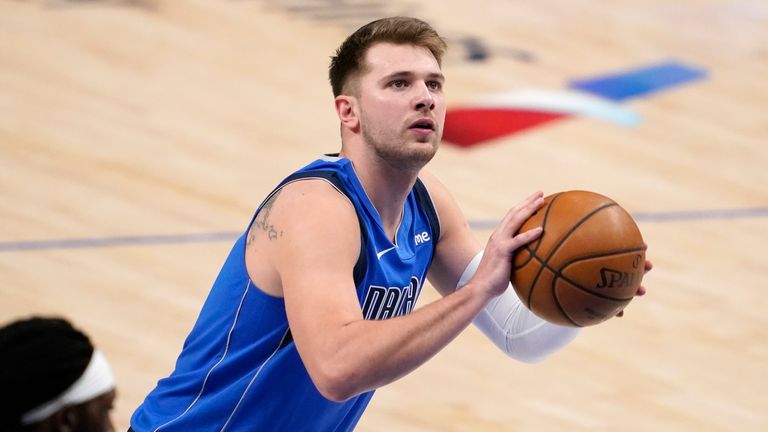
[131,155,440,431]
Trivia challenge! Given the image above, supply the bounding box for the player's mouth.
[408,118,436,137]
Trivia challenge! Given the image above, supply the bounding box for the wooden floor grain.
[2,1,766,430]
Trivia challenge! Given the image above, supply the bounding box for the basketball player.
[131,17,650,431]
[0,316,117,432]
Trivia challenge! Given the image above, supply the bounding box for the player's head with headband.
[0,316,116,432]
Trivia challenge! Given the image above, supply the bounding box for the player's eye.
[390,80,407,88]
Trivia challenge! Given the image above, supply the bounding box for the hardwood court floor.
[1,1,766,430]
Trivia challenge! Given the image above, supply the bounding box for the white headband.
[21,349,116,425]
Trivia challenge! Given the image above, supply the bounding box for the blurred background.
[1,0,766,430]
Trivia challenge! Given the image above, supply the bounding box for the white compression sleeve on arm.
[458,251,580,363]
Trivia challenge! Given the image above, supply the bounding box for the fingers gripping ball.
[511,191,645,327]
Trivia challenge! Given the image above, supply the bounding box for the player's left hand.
[616,244,652,317]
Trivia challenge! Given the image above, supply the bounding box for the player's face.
[72,389,116,432]
[356,42,446,171]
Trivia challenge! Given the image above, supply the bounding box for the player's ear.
[49,406,78,432]
[335,94,360,132]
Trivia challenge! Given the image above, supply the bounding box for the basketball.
[511,191,645,327]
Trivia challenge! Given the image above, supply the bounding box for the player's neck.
[340,150,418,241]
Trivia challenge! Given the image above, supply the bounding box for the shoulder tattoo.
[246,190,284,246]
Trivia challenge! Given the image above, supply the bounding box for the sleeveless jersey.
[131,155,441,431]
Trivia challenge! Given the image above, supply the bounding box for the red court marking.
[443,108,567,148]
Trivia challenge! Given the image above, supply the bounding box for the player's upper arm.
[419,171,483,297]
[265,179,365,391]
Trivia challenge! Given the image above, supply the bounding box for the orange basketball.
[511,191,645,327]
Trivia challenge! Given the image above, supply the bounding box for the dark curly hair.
[0,317,94,431]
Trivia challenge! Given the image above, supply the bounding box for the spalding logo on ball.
[511,190,645,327]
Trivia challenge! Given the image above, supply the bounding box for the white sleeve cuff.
[458,251,580,363]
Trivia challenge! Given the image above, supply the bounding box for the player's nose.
[413,82,435,112]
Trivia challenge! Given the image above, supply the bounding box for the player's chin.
[410,133,441,148]
[399,145,438,170]
[412,141,439,158]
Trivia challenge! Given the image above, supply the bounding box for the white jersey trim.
[153,279,252,432]
[219,327,291,431]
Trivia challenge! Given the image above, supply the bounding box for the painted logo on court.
[443,61,706,148]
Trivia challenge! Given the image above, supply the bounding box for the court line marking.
[1,207,766,252]
[467,207,768,230]
[0,231,238,252]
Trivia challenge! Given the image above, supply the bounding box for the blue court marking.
[569,60,708,101]
[0,231,239,252]
[468,207,768,230]
[1,207,765,253]
[630,207,768,222]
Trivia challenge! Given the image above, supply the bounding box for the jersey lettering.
[414,231,431,245]
[361,276,422,320]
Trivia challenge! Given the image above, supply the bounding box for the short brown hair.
[328,17,447,97]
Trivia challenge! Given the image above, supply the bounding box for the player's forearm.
[311,283,492,402]
[457,251,580,362]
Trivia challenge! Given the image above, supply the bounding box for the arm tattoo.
[246,190,284,246]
